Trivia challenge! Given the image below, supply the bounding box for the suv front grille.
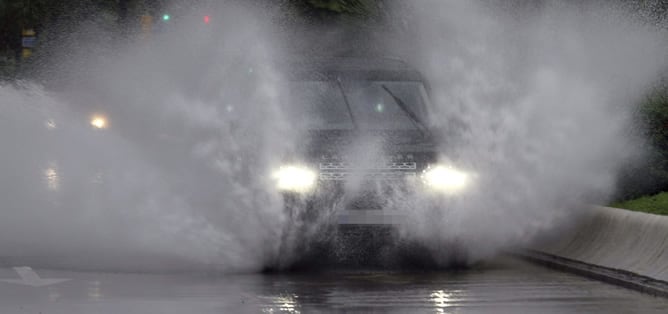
[319,161,418,181]
[319,171,416,181]
[319,161,417,170]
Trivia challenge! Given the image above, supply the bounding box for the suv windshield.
[285,80,428,131]
[284,81,355,130]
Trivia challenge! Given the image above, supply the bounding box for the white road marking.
[0,267,70,287]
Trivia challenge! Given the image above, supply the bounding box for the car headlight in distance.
[272,165,317,193]
[90,115,108,129]
[421,165,470,194]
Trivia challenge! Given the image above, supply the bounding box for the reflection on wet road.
[1,257,667,313]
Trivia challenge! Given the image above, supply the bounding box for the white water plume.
[1,0,666,271]
[392,1,667,263]
[0,3,295,272]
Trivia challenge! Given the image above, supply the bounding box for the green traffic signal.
[162,14,171,21]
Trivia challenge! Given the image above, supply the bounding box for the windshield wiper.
[381,84,431,138]
[337,78,359,130]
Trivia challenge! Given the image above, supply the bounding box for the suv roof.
[278,57,425,82]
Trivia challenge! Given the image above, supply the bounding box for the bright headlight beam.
[422,165,469,194]
[90,115,108,129]
[272,165,317,193]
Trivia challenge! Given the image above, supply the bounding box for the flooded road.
[1,257,667,313]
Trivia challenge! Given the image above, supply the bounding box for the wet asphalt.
[1,256,667,314]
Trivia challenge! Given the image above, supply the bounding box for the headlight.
[421,165,470,194]
[272,165,317,193]
[90,115,108,129]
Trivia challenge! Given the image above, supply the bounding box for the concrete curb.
[525,206,668,296]
[517,250,668,297]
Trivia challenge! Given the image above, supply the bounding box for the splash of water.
[0,1,666,271]
[0,3,295,272]
[390,1,667,263]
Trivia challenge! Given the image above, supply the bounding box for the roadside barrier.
[529,206,668,289]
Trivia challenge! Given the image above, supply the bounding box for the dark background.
[1,0,667,201]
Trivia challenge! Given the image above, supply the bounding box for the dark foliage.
[616,84,668,200]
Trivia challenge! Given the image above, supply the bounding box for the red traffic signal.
[203,15,210,24]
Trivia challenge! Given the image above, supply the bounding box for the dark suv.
[271,58,472,267]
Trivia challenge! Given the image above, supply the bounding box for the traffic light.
[203,15,210,24]
[162,14,171,21]
[21,29,36,59]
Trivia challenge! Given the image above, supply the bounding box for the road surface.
[0,257,666,313]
